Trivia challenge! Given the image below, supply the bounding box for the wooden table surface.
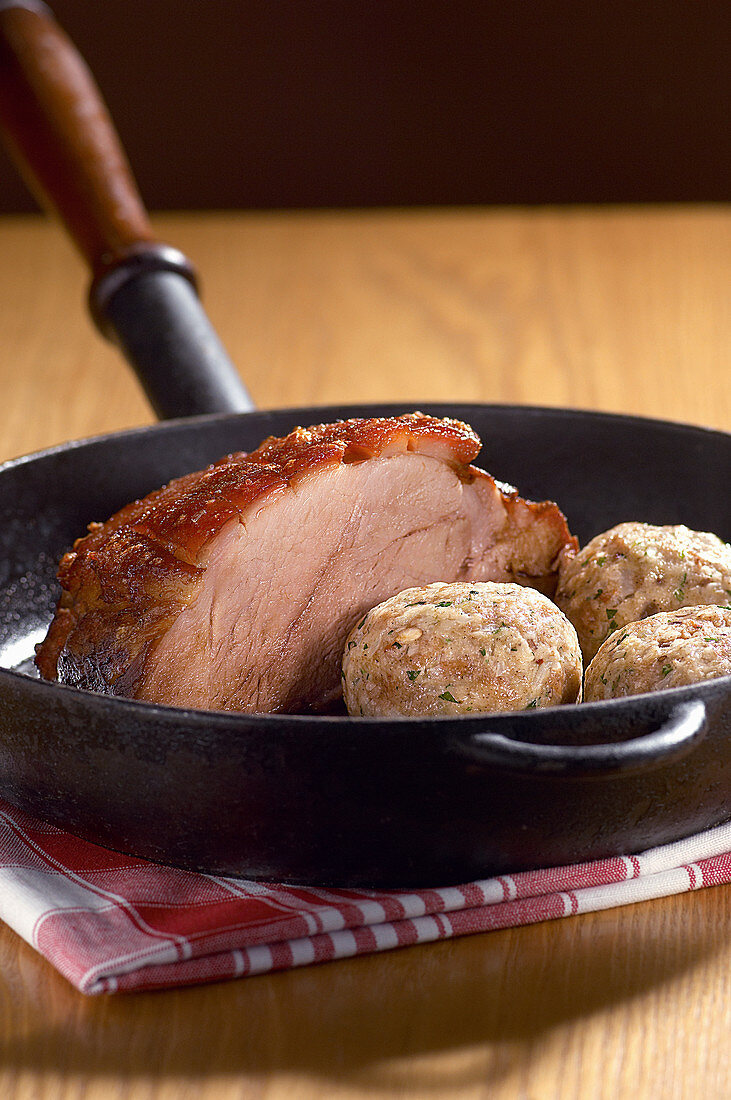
[0,204,729,1098]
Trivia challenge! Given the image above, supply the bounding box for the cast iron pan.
[0,3,728,888]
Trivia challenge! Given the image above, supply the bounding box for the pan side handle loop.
[461,700,707,778]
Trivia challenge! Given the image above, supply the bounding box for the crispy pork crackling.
[35,414,578,714]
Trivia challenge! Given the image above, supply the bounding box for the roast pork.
[36,414,578,713]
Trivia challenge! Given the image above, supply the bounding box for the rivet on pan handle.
[0,0,253,419]
[461,700,707,778]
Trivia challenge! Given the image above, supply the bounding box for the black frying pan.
[0,3,728,888]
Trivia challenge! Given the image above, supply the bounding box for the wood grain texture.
[0,205,729,1099]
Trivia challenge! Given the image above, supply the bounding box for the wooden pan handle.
[0,1,253,418]
[0,0,166,280]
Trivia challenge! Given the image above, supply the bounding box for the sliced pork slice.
[36,414,577,713]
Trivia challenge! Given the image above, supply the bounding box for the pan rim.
[2,659,729,731]
[0,399,728,474]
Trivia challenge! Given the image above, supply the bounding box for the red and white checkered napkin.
[1,796,730,996]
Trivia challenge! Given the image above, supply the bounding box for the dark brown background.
[1,0,729,212]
